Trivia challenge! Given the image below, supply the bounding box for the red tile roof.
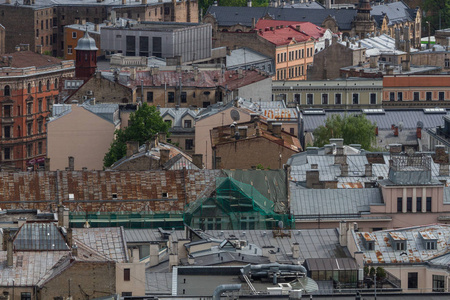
[132,69,269,90]
[0,51,63,68]
[256,19,326,42]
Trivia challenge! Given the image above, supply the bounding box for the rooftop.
[103,21,206,31]
[258,23,311,45]
[0,0,173,9]
[256,19,327,40]
[0,51,64,68]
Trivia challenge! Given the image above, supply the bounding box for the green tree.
[423,0,450,35]
[376,267,386,280]
[103,103,170,168]
[313,114,376,150]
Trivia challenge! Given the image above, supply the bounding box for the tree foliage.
[103,103,170,168]
[313,114,376,150]
[423,0,450,35]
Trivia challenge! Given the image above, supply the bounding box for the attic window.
[426,241,437,250]
[162,192,168,198]
[69,194,74,200]
[367,241,374,250]
[395,242,406,251]
[112,193,118,200]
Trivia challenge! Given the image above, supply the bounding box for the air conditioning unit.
[86,90,93,96]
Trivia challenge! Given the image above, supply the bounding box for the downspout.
[212,284,241,300]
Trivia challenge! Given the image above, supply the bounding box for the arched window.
[54,78,58,89]
[4,85,10,96]
[46,80,50,91]
[38,81,42,92]
[27,83,31,94]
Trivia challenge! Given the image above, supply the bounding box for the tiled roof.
[256,20,327,40]
[290,185,383,217]
[73,227,128,263]
[0,170,221,213]
[0,51,63,68]
[257,22,311,45]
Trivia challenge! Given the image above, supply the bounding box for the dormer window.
[419,231,438,250]
[395,242,406,251]
[426,241,437,250]
[389,232,407,251]
[184,120,192,128]
[367,241,374,250]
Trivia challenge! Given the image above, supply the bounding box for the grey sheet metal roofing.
[49,103,120,125]
[290,185,383,217]
[159,107,200,127]
[371,1,415,26]
[206,6,357,30]
[355,225,450,265]
[226,47,272,68]
[302,109,448,132]
[304,258,358,271]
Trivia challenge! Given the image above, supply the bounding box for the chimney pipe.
[394,126,399,137]
[68,156,74,171]
[160,149,170,166]
[192,154,203,169]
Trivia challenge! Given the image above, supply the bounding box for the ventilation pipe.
[212,284,241,300]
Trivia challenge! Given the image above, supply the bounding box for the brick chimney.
[389,144,402,154]
[365,164,372,177]
[306,170,320,188]
[416,126,422,139]
[393,126,399,137]
[238,126,248,138]
[215,156,222,169]
[126,141,139,157]
[334,146,347,165]
[160,149,170,166]
[272,123,282,137]
[439,163,449,176]
[68,156,74,171]
[158,132,167,143]
[340,164,349,177]
[192,154,203,169]
[435,145,448,163]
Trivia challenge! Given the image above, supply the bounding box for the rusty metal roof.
[0,170,221,213]
[355,225,450,265]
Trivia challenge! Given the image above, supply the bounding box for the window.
[122,292,132,297]
[181,92,187,103]
[152,36,162,58]
[3,126,10,138]
[433,275,445,292]
[27,122,32,136]
[335,93,342,105]
[38,142,42,154]
[370,93,377,105]
[38,120,43,133]
[4,105,11,117]
[426,197,432,212]
[146,91,153,103]
[352,93,359,105]
[414,92,420,101]
[27,102,32,115]
[21,292,31,300]
[72,31,77,39]
[27,144,33,157]
[124,268,131,281]
[38,99,42,112]
[408,272,418,289]
[306,94,313,105]
[54,78,58,90]
[426,241,436,250]
[396,242,406,250]
[3,147,11,160]
[397,197,402,212]
[4,85,10,96]
[397,92,403,101]
[27,83,31,94]
[294,94,300,104]
[139,36,149,57]
[390,92,395,101]
[407,197,412,212]
[426,92,432,101]
[367,241,374,250]
[185,139,194,150]
[168,92,175,103]
[184,120,192,128]
[38,81,42,92]
[126,36,136,56]
[446,58,450,69]
[67,45,72,55]
[439,92,445,101]
[321,93,328,105]
[417,197,422,211]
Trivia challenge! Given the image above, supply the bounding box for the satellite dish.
[230,109,240,121]
[417,121,424,128]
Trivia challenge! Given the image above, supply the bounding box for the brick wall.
[69,75,135,103]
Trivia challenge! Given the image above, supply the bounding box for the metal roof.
[304,258,358,271]
[290,185,383,217]
[14,223,69,251]
[354,225,450,265]
[371,1,415,26]
[226,47,272,68]
[159,107,200,128]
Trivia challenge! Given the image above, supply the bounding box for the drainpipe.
[212,284,241,300]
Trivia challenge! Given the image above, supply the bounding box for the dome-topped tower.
[75,30,98,79]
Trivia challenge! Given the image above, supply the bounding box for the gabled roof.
[0,51,63,68]
[371,1,415,26]
[256,20,327,40]
[159,107,200,127]
[14,223,69,251]
[49,103,120,126]
[257,22,311,45]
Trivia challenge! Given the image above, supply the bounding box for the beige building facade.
[47,104,120,171]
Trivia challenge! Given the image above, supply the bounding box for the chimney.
[340,164,349,177]
[324,144,333,155]
[247,0,252,7]
[250,113,260,123]
[192,154,203,169]
[72,243,78,257]
[5,0,11,3]
[311,164,318,169]
[417,126,422,139]
[68,156,74,171]
[81,19,86,25]
[230,123,236,136]
[126,141,139,157]
[94,24,100,32]
[365,164,373,177]
[334,146,347,165]
[160,149,170,166]
[339,221,347,246]
[435,145,448,162]
[6,231,13,268]
[296,25,301,31]
[267,119,276,132]
[329,138,344,147]
[375,126,378,136]
[389,144,402,154]
[292,243,300,259]
[130,68,136,80]
[238,126,248,138]
[305,170,320,188]
[393,126,399,137]
[158,132,167,143]
[2,229,10,251]
[402,60,410,72]
[439,164,449,176]
[369,56,377,68]
[386,66,394,75]
[272,123,282,137]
